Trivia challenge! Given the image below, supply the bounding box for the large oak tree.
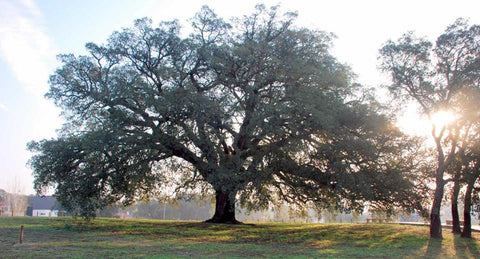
[29,5,421,223]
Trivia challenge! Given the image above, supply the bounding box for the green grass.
[1,217,480,258]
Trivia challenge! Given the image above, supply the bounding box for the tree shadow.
[424,237,442,258]
[453,234,480,258]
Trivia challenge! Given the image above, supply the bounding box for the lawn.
[1,217,479,258]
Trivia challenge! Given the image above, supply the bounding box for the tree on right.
[379,18,480,238]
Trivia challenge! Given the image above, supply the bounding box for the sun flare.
[396,107,458,137]
[430,110,457,130]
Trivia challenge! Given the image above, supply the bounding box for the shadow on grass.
[424,238,442,258]
[453,234,480,258]
[8,218,480,259]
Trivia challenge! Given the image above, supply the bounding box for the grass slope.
[1,217,479,258]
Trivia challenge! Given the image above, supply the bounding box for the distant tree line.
[0,189,29,216]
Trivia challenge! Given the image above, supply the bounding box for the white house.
[31,196,63,217]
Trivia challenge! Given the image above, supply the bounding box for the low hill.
[1,217,479,258]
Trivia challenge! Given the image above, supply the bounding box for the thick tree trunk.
[451,178,462,234]
[430,177,444,238]
[205,189,239,224]
[461,183,473,238]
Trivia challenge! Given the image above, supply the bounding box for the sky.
[1,0,479,194]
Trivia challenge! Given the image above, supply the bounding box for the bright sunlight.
[430,110,457,132]
[397,107,457,137]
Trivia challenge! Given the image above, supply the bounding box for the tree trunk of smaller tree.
[430,176,444,238]
[451,177,462,234]
[461,182,473,238]
[205,189,239,224]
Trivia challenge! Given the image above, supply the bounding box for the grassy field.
[1,217,480,258]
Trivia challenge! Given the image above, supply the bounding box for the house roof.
[31,196,61,210]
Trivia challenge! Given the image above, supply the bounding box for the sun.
[429,110,457,131]
[396,106,457,138]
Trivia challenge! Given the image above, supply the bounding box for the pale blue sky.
[1,0,479,194]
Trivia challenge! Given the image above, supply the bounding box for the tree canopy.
[379,18,480,238]
[29,5,422,222]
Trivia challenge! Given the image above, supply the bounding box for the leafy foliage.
[29,5,421,219]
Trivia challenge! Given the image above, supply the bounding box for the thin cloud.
[18,0,43,18]
[0,0,56,99]
[0,103,7,111]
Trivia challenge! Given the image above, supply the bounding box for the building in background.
[30,196,64,217]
